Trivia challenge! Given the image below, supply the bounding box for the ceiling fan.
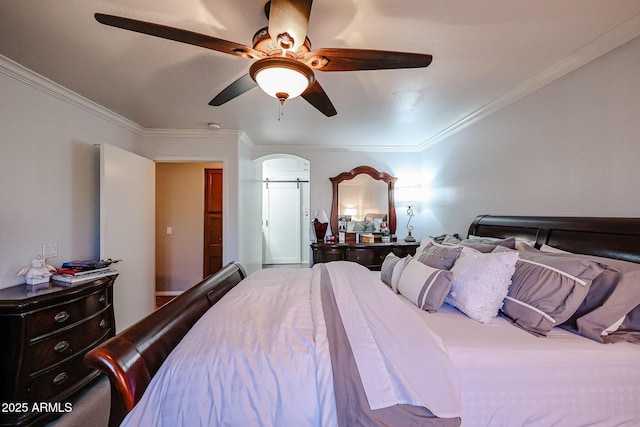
[95,0,433,117]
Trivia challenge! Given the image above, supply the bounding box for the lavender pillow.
[416,242,462,270]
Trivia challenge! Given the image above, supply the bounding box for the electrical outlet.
[42,243,58,259]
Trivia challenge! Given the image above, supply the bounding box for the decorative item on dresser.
[0,274,117,427]
[311,241,420,270]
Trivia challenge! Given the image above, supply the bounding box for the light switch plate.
[43,243,58,259]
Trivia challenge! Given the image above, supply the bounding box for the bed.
[85,215,640,427]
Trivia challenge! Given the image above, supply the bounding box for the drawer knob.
[53,372,68,386]
[99,295,106,304]
[54,311,70,323]
[99,319,108,329]
[54,340,70,353]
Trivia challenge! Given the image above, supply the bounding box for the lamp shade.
[395,186,420,204]
[250,57,314,101]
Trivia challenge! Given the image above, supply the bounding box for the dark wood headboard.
[84,262,246,427]
[468,215,640,264]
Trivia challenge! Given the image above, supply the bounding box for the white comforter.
[120,261,640,426]
[121,262,459,427]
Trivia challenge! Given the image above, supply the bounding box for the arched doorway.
[257,155,311,267]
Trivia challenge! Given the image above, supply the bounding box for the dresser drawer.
[26,309,113,374]
[345,248,376,266]
[26,352,95,402]
[26,290,109,339]
[313,247,344,263]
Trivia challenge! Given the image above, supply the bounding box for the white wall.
[238,137,262,274]
[413,35,640,238]
[251,36,640,245]
[0,58,142,289]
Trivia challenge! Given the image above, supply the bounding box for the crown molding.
[0,54,145,136]
[5,9,639,155]
[1,54,255,145]
[250,142,423,155]
[141,127,244,139]
[417,13,640,151]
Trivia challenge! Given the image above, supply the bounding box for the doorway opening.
[259,155,310,268]
[155,162,223,308]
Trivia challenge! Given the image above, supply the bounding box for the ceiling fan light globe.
[250,57,314,100]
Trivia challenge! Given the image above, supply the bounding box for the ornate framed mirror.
[329,166,397,236]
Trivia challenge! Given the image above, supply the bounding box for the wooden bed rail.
[84,262,247,427]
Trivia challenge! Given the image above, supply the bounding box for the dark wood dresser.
[0,274,116,426]
[311,242,420,270]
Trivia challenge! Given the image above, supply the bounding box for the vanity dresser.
[0,274,116,426]
[311,241,419,270]
[312,165,420,270]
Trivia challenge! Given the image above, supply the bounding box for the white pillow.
[445,250,519,323]
[539,244,573,254]
[514,239,536,251]
[397,259,453,312]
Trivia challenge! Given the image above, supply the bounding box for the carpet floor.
[45,375,110,427]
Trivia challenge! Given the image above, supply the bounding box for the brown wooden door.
[204,169,223,277]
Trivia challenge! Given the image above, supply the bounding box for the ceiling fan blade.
[304,48,432,72]
[95,13,263,60]
[209,74,257,106]
[301,80,337,117]
[267,0,313,52]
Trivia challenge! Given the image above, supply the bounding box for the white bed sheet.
[399,297,640,426]
[327,261,460,417]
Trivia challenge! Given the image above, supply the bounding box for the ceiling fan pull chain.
[278,100,285,121]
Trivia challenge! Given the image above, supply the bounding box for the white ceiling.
[1,1,639,151]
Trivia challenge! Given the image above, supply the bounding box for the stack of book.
[52,259,119,285]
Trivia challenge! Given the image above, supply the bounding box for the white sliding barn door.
[100,144,155,332]
[263,181,301,264]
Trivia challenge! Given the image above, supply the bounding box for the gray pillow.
[444,235,516,253]
[467,236,517,249]
[543,251,640,344]
[416,242,462,270]
[380,252,402,287]
[499,246,605,336]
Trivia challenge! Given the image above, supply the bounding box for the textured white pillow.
[445,250,519,323]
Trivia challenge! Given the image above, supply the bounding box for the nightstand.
[0,275,116,426]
